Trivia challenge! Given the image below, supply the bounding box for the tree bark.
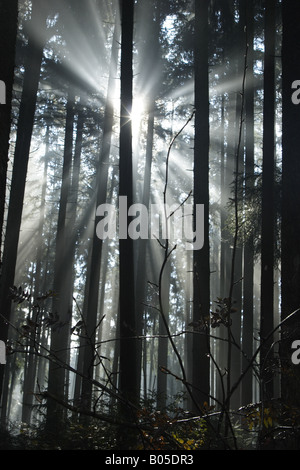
[118,0,138,426]
[156,259,170,410]
[229,0,246,411]
[241,0,255,407]
[46,88,75,430]
[281,0,300,408]
[260,0,276,401]
[0,0,48,408]
[192,0,210,412]
[0,0,18,261]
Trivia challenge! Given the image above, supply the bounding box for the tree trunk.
[0,0,18,260]
[156,258,170,410]
[46,88,75,431]
[0,0,48,409]
[281,0,300,408]
[21,126,50,424]
[192,0,210,412]
[241,0,255,407]
[118,0,138,415]
[229,0,246,411]
[260,0,276,402]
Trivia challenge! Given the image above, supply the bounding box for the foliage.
[0,419,118,450]
[3,396,300,450]
[4,282,300,450]
[0,391,211,450]
[241,400,300,450]
[226,166,282,265]
[135,400,208,450]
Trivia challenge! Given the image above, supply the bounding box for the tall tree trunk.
[73,222,94,406]
[229,0,246,411]
[0,0,48,409]
[217,90,228,406]
[241,0,255,407]
[260,0,276,402]
[118,0,138,436]
[192,0,210,412]
[35,124,50,297]
[135,107,155,399]
[156,259,170,410]
[0,0,18,260]
[281,0,300,408]
[217,3,235,408]
[21,126,50,424]
[46,88,75,431]
[110,300,120,413]
[64,101,84,401]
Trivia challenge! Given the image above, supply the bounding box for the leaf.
[9,285,31,304]
[186,439,195,446]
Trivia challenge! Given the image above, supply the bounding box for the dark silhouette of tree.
[118,0,138,419]
[0,0,18,261]
[242,0,255,407]
[192,0,210,412]
[0,0,48,408]
[281,0,300,408]
[260,0,276,401]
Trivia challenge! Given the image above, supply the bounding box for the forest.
[0,0,300,452]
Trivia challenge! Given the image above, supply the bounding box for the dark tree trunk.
[281,0,300,408]
[213,1,237,409]
[229,1,246,410]
[217,90,229,406]
[0,0,48,408]
[156,259,170,410]
[192,0,210,412]
[0,0,18,260]
[118,0,138,420]
[260,0,276,402]
[241,0,255,407]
